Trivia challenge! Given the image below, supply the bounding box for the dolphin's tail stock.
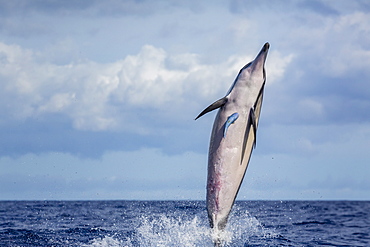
[210,224,225,247]
[211,230,222,247]
[214,239,222,247]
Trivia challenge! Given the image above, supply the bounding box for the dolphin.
[195,42,270,245]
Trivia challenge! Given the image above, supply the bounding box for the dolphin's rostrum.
[196,42,270,246]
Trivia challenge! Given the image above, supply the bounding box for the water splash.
[135,215,212,247]
[132,209,275,246]
[82,236,124,247]
[209,209,277,246]
[227,209,277,244]
[84,208,277,247]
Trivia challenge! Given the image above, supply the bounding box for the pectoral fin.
[195,97,227,120]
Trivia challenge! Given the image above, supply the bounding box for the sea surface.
[0,200,369,246]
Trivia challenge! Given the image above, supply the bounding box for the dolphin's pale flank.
[196,42,270,245]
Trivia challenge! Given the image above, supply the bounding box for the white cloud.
[115,45,187,107]
[1,0,370,200]
[38,93,76,113]
[0,42,292,132]
[284,11,370,78]
[317,12,370,77]
[265,51,295,85]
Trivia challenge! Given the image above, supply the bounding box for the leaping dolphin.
[195,42,270,246]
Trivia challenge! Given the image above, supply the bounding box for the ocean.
[0,200,369,246]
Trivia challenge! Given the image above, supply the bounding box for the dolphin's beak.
[254,42,270,65]
[247,42,269,74]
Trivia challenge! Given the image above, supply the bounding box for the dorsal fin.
[195,97,227,120]
[240,83,265,165]
[253,82,265,127]
[240,108,257,165]
[250,108,257,148]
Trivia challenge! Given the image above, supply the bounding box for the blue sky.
[1,0,370,200]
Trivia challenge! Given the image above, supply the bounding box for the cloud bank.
[1,0,370,200]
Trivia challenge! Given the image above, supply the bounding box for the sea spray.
[209,208,276,246]
[119,208,274,246]
[83,236,124,247]
[135,215,212,247]
[3,201,368,246]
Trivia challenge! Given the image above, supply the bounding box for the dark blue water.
[0,201,369,246]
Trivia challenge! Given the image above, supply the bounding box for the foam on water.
[134,215,211,247]
[83,236,124,247]
[226,209,277,243]
[84,208,276,247]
